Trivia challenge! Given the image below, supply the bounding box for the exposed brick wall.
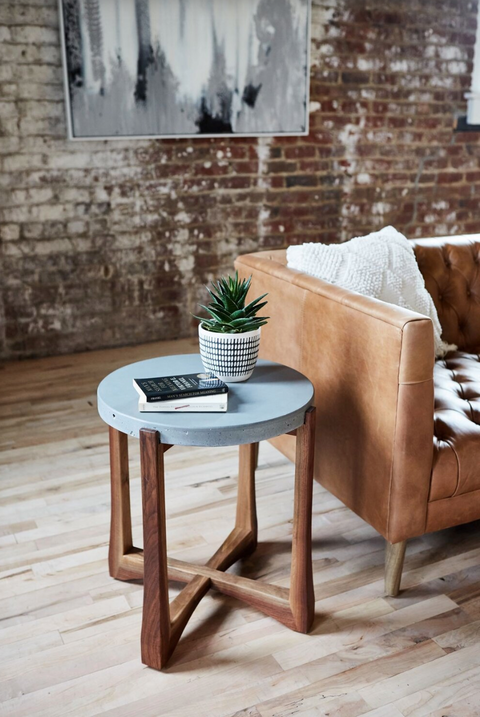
[1,0,479,359]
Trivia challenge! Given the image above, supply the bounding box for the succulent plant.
[195,271,269,334]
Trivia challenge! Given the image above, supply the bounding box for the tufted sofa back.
[412,235,480,350]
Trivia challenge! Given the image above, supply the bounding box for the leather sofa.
[235,235,480,596]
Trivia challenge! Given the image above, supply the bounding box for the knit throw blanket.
[286,226,455,358]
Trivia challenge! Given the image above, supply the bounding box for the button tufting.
[433,349,480,497]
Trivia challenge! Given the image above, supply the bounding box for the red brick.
[284,146,316,159]
[438,172,465,184]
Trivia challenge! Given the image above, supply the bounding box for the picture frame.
[58,0,311,141]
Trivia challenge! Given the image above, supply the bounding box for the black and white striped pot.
[198,325,261,383]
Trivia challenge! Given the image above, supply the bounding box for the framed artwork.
[59,0,311,140]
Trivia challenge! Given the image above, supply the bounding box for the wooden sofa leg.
[385,540,407,597]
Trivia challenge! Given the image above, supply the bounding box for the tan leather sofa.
[235,235,480,596]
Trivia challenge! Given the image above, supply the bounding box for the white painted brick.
[0,138,18,160]
[0,117,20,137]
[18,100,64,120]
[44,153,94,170]
[0,6,59,27]
[0,224,20,241]
[11,25,58,44]
[3,238,73,257]
[0,43,61,65]
[1,83,18,97]
[438,46,468,61]
[0,25,11,41]
[22,223,44,239]
[66,220,87,235]
[92,187,110,202]
[0,101,18,118]
[12,64,60,83]
[10,187,54,205]
[111,231,153,250]
[0,64,14,81]
[26,169,88,186]
[10,0,57,6]
[15,83,64,101]
[87,151,135,169]
[19,116,65,136]
[3,154,45,172]
[58,188,90,203]
[1,203,77,223]
[447,60,468,75]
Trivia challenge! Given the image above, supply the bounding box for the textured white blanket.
[286,226,455,358]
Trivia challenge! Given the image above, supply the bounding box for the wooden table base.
[108,407,316,670]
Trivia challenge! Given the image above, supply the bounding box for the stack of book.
[133,372,228,412]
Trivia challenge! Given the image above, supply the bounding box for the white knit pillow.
[287,226,455,358]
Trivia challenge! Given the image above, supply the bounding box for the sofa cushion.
[413,237,480,351]
[431,350,480,501]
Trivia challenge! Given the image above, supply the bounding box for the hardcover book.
[138,392,228,413]
[133,372,227,403]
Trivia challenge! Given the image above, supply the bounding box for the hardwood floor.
[1,337,480,716]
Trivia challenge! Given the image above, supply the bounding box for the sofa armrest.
[235,251,435,543]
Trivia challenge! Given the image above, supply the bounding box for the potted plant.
[194,272,269,382]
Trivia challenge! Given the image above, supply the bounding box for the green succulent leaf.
[244,293,268,313]
[198,304,231,322]
[229,317,256,327]
[244,301,268,317]
[193,271,269,334]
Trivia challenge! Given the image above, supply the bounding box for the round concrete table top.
[97,354,314,447]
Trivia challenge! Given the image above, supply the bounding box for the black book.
[132,372,228,403]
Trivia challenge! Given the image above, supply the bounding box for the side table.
[97,354,315,670]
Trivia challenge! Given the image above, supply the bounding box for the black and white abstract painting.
[60,0,310,139]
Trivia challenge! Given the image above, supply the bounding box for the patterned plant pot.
[198,325,261,383]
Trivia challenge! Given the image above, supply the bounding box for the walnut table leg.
[140,428,171,670]
[290,407,316,633]
[108,426,133,581]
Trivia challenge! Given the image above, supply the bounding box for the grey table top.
[97,354,314,447]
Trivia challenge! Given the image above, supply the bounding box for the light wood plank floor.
[1,338,480,717]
